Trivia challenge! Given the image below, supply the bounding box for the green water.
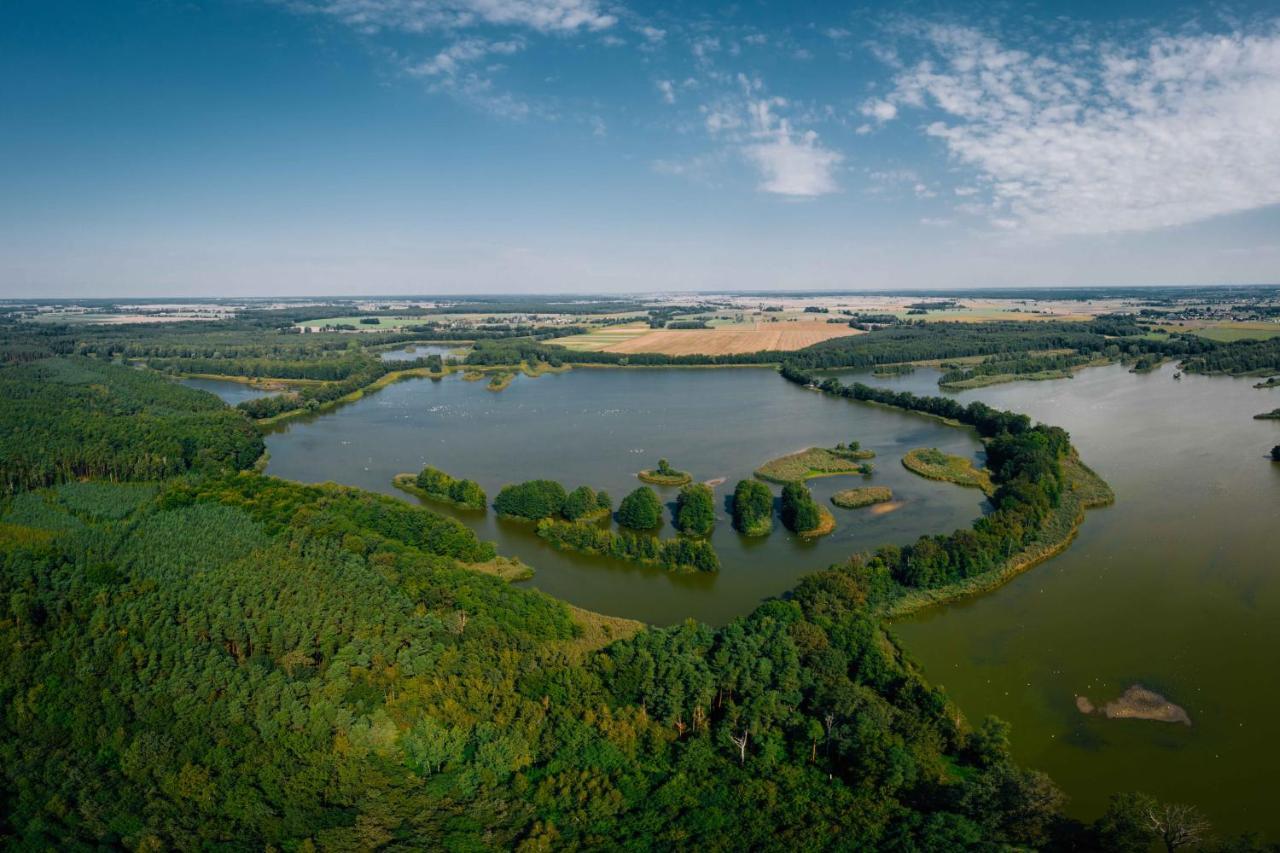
[892,362,1280,836]
[264,361,1280,837]
[265,367,986,626]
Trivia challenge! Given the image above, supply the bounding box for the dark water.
[265,367,986,625]
[379,344,469,362]
[891,362,1280,837]
[181,377,276,406]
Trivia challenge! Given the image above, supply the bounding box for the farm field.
[558,321,861,355]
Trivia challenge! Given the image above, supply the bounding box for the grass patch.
[1254,409,1280,420]
[902,448,994,495]
[464,555,535,582]
[1191,323,1280,342]
[886,456,1113,617]
[755,446,874,484]
[558,604,645,660]
[831,486,893,509]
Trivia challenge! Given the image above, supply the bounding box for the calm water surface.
[264,361,1280,837]
[181,377,275,406]
[265,367,985,625]
[892,363,1280,836]
[380,344,469,362]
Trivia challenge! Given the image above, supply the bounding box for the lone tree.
[617,486,662,530]
[675,483,715,536]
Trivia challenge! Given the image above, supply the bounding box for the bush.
[617,486,662,530]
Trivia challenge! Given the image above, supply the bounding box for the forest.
[1,315,1272,850]
[0,357,263,493]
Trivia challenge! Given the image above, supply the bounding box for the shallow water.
[892,362,1280,836]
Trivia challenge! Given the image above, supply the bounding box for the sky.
[3,0,1280,296]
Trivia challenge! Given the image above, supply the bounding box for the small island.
[755,443,874,484]
[1254,408,1280,420]
[781,482,835,538]
[831,486,893,509]
[394,466,487,510]
[902,448,994,495]
[638,458,693,486]
[1254,376,1280,389]
[731,479,774,537]
[493,479,611,522]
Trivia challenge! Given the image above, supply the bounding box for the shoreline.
[883,455,1114,619]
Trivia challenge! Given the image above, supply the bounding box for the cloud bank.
[869,22,1280,235]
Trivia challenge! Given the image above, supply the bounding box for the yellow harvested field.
[587,322,861,355]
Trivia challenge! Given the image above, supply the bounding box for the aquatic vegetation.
[902,448,994,494]
[831,486,893,509]
[754,445,873,484]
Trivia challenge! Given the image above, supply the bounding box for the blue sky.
[3,0,1280,296]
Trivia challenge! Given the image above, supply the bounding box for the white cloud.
[825,27,851,41]
[656,79,676,104]
[637,25,665,43]
[876,22,1280,235]
[284,0,617,34]
[410,37,523,77]
[741,99,843,197]
[859,97,897,122]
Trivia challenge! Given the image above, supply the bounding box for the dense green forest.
[0,358,263,493]
[1181,336,1280,374]
[1,316,1271,849]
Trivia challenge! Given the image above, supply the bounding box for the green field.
[1190,324,1280,342]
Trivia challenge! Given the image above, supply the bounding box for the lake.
[891,362,1280,836]
[379,343,470,362]
[181,376,277,406]
[263,360,1280,837]
[265,366,987,625]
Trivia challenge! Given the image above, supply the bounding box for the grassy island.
[493,480,611,522]
[1255,376,1280,389]
[755,444,874,484]
[1254,408,1280,420]
[831,486,893,509]
[902,448,994,495]
[637,458,693,486]
[394,467,487,510]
